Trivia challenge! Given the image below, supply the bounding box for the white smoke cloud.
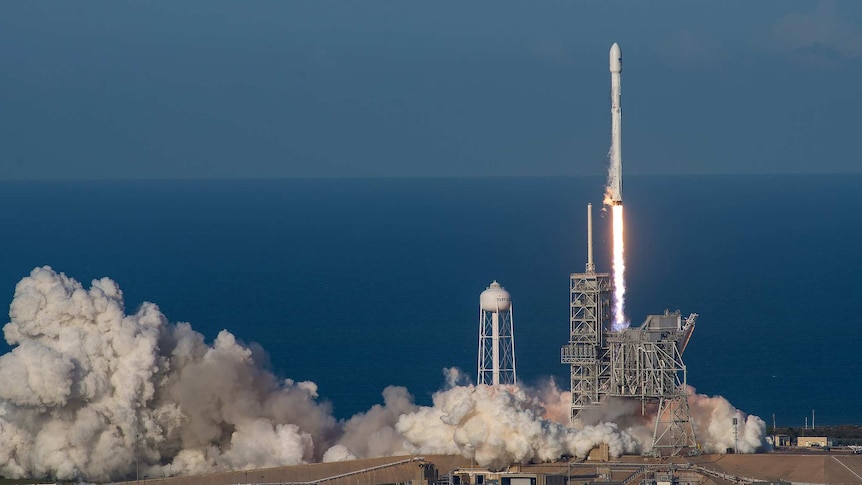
[0,267,336,481]
[0,267,764,481]
[0,340,75,406]
[395,384,639,470]
[323,386,418,460]
[519,376,571,425]
[572,389,767,454]
[443,367,472,388]
[322,444,356,463]
[687,387,766,454]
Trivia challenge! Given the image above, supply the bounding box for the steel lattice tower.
[561,204,611,421]
[478,281,516,386]
[560,204,700,456]
[606,311,699,456]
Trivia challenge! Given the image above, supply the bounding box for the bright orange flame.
[612,204,627,330]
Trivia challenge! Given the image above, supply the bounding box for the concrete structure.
[797,436,831,447]
[769,434,792,447]
[450,468,543,485]
[478,281,516,386]
[114,453,862,485]
[586,443,610,462]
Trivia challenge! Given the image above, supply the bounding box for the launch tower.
[561,43,700,457]
[562,204,700,455]
[478,281,516,386]
[561,204,611,419]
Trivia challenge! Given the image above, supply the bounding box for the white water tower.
[478,280,517,386]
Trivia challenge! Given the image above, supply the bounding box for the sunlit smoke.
[572,390,766,454]
[0,267,338,481]
[394,384,639,470]
[0,268,765,481]
[686,386,766,453]
[611,204,627,330]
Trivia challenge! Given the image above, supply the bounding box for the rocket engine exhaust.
[611,204,626,331]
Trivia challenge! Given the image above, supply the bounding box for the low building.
[586,443,610,462]
[796,436,831,447]
[449,468,540,485]
[766,434,792,447]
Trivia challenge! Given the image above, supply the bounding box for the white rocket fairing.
[608,43,622,206]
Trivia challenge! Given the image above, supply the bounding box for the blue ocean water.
[0,175,859,426]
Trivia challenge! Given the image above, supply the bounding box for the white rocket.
[608,42,623,206]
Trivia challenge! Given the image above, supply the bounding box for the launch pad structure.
[561,204,700,457]
[558,42,700,457]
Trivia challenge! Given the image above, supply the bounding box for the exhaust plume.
[610,204,627,330]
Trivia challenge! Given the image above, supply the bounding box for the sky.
[1,0,861,179]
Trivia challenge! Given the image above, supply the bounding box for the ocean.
[0,175,859,426]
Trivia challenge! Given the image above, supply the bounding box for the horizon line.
[0,172,860,182]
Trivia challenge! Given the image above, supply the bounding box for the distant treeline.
[773,425,862,445]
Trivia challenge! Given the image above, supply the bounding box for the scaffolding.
[562,204,700,456]
[561,270,611,421]
[561,203,612,421]
[606,311,699,456]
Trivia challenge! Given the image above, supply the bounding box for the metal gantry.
[605,310,699,456]
[562,204,700,456]
[561,270,611,421]
[561,203,613,421]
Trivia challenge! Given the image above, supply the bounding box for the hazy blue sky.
[1,1,861,179]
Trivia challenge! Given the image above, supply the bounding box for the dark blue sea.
[1,175,859,426]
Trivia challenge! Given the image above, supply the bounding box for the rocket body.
[609,43,622,206]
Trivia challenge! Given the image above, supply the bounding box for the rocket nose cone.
[610,43,622,72]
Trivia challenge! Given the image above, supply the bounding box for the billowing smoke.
[322,386,417,462]
[687,387,766,453]
[393,384,639,470]
[524,377,572,425]
[573,389,766,454]
[0,267,337,480]
[321,379,641,469]
[0,268,763,481]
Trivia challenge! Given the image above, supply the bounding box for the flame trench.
[611,204,627,330]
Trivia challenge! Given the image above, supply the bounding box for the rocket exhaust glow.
[611,204,626,330]
[607,42,628,330]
